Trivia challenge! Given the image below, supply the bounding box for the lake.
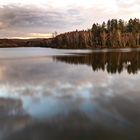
[0,47,140,140]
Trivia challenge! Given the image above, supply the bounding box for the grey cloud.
[0,1,139,37]
[0,4,85,31]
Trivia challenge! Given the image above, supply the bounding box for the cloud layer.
[0,4,86,38]
[0,0,139,38]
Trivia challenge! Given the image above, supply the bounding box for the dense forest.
[51,18,140,49]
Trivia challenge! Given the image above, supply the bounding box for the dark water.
[0,48,140,140]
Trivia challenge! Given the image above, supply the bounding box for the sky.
[0,0,139,38]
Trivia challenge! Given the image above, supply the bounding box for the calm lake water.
[0,47,140,140]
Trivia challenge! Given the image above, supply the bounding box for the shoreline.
[0,46,140,52]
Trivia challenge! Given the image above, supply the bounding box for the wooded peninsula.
[0,18,140,49]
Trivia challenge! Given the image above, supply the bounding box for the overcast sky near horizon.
[0,0,139,38]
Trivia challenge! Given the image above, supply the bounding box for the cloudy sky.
[0,0,139,38]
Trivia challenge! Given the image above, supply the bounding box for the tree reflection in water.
[53,50,140,74]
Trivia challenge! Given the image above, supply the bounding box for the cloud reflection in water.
[0,48,140,140]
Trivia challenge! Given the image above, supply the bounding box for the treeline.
[53,50,140,74]
[51,18,140,49]
[0,38,49,48]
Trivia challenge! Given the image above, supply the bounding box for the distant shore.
[0,37,139,49]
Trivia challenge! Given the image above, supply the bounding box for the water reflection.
[54,50,140,74]
[0,48,140,140]
[0,98,31,139]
